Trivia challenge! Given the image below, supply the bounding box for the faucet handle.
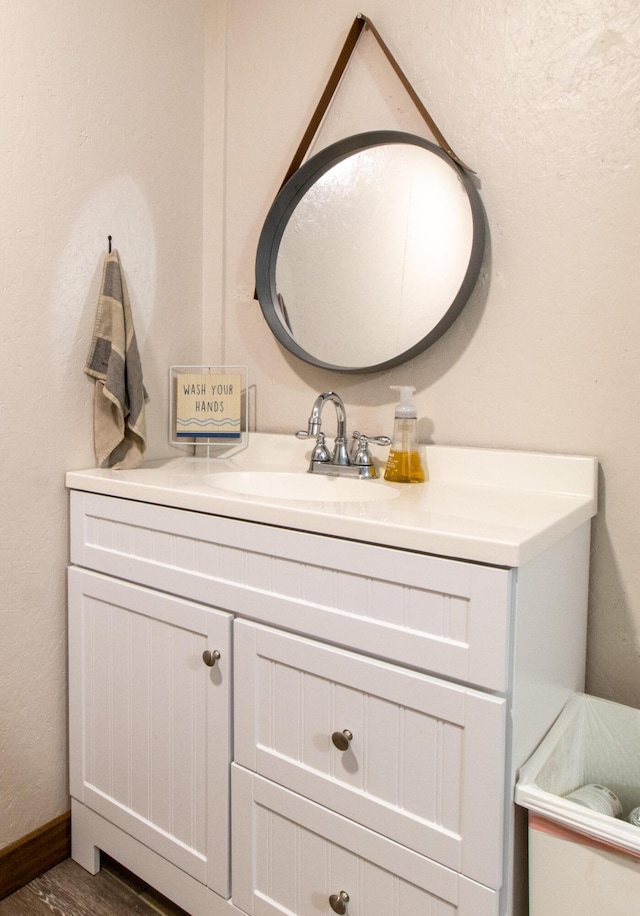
[310,432,331,463]
[349,431,391,453]
[364,435,391,447]
[351,433,391,467]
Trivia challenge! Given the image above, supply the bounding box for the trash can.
[515,693,640,915]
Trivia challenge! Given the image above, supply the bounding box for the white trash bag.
[516,692,640,855]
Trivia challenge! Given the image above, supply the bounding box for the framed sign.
[169,366,248,456]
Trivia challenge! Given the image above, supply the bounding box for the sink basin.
[204,471,400,503]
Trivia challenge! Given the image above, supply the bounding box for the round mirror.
[255,130,485,373]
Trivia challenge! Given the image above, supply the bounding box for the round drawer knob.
[329,890,350,914]
[202,649,221,667]
[331,729,353,751]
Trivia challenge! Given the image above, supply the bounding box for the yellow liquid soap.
[384,450,426,483]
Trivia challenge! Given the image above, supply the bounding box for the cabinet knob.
[329,890,350,914]
[202,649,221,667]
[331,729,353,751]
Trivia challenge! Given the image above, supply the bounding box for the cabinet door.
[235,620,506,890]
[232,766,499,916]
[68,567,231,898]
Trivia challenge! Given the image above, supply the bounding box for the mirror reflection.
[256,131,485,373]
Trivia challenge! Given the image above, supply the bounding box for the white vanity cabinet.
[67,445,595,916]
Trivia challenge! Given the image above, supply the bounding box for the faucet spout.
[310,391,347,443]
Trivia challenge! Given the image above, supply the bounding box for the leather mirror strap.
[280,12,473,189]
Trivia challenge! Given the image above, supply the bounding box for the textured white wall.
[3,0,638,857]
[0,1,209,848]
[222,1,640,705]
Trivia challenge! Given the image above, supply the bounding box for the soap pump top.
[383,385,426,484]
[391,385,417,419]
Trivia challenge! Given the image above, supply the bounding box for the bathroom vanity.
[66,434,597,916]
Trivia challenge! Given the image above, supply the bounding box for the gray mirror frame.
[255,130,486,374]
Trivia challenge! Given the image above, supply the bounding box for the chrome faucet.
[296,391,350,465]
[296,392,390,479]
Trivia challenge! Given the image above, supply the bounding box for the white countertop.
[66,434,598,567]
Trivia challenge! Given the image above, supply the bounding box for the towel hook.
[108,235,112,253]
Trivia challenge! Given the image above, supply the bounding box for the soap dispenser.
[383,386,426,483]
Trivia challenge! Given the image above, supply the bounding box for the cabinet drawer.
[231,765,499,916]
[234,620,506,890]
[70,491,512,689]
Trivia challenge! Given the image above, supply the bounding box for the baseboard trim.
[0,811,71,900]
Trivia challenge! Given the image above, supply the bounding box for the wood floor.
[0,856,189,916]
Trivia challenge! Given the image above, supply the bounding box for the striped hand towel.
[84,250,149,468]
